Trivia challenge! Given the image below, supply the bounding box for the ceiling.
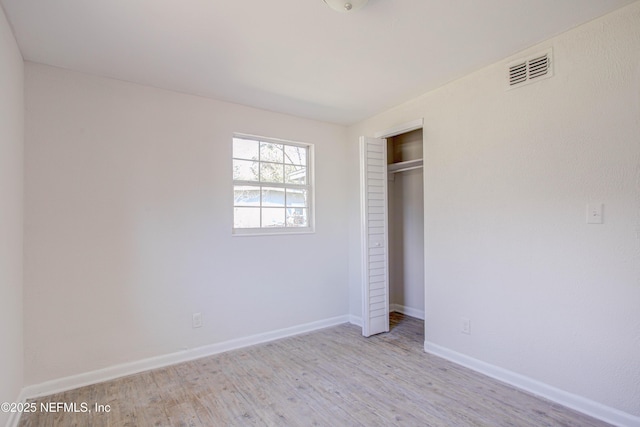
[1,0,636,124]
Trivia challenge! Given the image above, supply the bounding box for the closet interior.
[387,129,425,320]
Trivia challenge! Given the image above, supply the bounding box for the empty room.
[1,0,639,426]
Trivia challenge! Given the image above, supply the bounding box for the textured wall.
[348,2,640,418]
[24,63,350,385]
[0,6,24,427]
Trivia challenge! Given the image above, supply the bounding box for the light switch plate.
[587,204,603,224]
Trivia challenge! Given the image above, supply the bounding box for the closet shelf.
[387,158,423,174]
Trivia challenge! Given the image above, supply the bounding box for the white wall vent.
[507,48,553,90]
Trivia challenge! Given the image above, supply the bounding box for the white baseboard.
[5,409,20,427]
[390,304,425,320]
[424,341,640,427]
[21,315,350,401]
[349,314,362,327]
[4,387,29,427]
[349,306,426,327]
[4,390,27,427]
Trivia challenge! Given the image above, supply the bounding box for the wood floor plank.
[18,314,613,427]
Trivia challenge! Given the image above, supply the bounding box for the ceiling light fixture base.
[323,0,368,13]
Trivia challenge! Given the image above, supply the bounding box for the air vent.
[509,62,527,86]
[507,49,553,90]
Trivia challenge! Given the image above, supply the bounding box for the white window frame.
[232,133,315,236]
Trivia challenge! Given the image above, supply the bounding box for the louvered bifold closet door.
[360,137,389,337]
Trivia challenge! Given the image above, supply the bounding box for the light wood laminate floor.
[19,313,611,426]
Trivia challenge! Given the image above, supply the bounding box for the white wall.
[0,5,24,427]
[24,63,350,386]
[348,1,640,420]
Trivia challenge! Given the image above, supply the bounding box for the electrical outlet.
[587,203,603,224]
[461,317,470,335]
[192,312,202,328]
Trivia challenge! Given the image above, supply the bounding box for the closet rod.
[387,158,423,174]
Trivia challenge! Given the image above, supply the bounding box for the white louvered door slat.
[360,136,389,337]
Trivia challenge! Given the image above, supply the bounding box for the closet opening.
[359,119,424,338]
[387,129,425,325]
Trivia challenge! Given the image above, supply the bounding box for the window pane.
[233,138,259,160]
[260,162,284,183]
[262,187,285,207]
[284,145,306,165]
[285,165,306,184]
[233,136,312,233]
[233,159,259,181]
[234,186,260,206]
[260,142,283,163]
[286,208,308,227]
[262,208,285,228]
[234,207,260,228]
[286,188,307,207]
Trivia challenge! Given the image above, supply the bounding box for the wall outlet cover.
[192,312,203,328]
[461,317,471,335]
[587,203,603,224]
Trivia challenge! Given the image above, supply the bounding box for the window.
[232,135,313,234]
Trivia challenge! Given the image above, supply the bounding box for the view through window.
[232,135,313,234]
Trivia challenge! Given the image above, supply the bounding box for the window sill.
[232,227,315,237]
